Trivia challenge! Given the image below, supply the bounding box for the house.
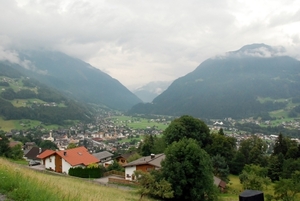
[123,153,228,191]
[115,152,137,166]
[24,147,45,163]
[37,146,99,174]
[9,141,22,148]
[24,142,36,151]
[213,176,227,192]
[92,151,114,167]
[123,153,165,180]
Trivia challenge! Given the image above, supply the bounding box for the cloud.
[0,0,300,87]
[0,44,47,74]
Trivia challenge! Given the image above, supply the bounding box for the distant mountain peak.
[226,43,287,58]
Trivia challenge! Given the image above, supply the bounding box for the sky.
[0,0,300,90]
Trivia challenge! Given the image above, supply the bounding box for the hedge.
[68,166,104,178]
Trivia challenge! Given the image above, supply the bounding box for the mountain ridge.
[128,44,300,119]
[7,50,142,111]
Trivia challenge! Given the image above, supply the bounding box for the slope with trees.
[0,63,92,125]
[129,44,300,120]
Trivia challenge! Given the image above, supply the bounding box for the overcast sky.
[1,0,300,89]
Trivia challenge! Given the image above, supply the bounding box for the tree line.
[128,115,300,201]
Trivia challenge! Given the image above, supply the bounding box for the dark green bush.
[68,166,104,178]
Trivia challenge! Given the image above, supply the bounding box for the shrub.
[69,166,104,178]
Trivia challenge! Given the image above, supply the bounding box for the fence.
[108,177,138,186]
[103,170,125,177]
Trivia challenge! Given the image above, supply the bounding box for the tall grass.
[0,158,153,201]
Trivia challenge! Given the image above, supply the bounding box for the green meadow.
[109,115,169,130]
[0,117,62,132]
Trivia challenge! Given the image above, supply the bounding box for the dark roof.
[123,154,165,168]
[115,152,136,160]
[93,151,113,160]
[24,147,46,160]
[9,141,22,148]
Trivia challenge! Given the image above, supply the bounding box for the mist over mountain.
[6,50,142,110]
[132,81,172,103]
[128,44,300,119]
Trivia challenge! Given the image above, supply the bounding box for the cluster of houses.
[22,145,226,191]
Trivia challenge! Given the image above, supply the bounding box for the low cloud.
[0,46,47,75]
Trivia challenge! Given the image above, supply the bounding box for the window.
[146,167,153,172]
[49,158,52,162]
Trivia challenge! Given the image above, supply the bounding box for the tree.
[205,132,236,163]
[151,135,166,154]
[273,133,288,156]
[267,153,284,182]
[0,134,11,157]
[39,140,58,150]
[9,144,23,160]
[238,136,267,167]
[139,135,154,156]
[239,164,271,191]
[218,128,225,135]
[229,151,246,175]
[67,143,77,149]
[211,154,230,183]
[127,152,142,163]
[281,158,300,179]
[272,133,299,159]
[134,170,173,201]
[161,138,217,201]
[106,160,124,172]
[274,171,300,201]
[163,115,211,148]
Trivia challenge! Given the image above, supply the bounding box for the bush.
[68,166,105,178]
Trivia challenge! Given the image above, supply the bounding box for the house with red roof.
[37,146,99,174]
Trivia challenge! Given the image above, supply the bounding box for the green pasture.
[11,99,46,107]
[0,117,16,131]
[109,115,169,130]
[0,117,63,131]
[257,97,289,104]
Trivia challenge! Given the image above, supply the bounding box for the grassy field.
[220,175,275,201]
[109,116,169,130]
[11,99,46,107]
[0,158,155,201]
[0,117,63,132]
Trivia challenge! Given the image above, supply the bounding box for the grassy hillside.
[0,117,61,132]
[0,63,92,126]
[0,158,154,201]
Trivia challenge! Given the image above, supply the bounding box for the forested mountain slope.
[9,50,142,110]
[0,63,91,125]
[129,44,300,119]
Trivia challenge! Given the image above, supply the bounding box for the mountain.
[132,81,172,102]
[8,50,142,110]
[0,62,92,125]
[128,44,300,119]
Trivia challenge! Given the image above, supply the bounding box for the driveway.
[28,164,46,171]
[94,176,122,184]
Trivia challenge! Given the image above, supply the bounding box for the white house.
[37,146,99,174]
[123,153,165,180]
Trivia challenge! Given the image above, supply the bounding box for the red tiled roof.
[37,149,56,159]
[57,146,99,166]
